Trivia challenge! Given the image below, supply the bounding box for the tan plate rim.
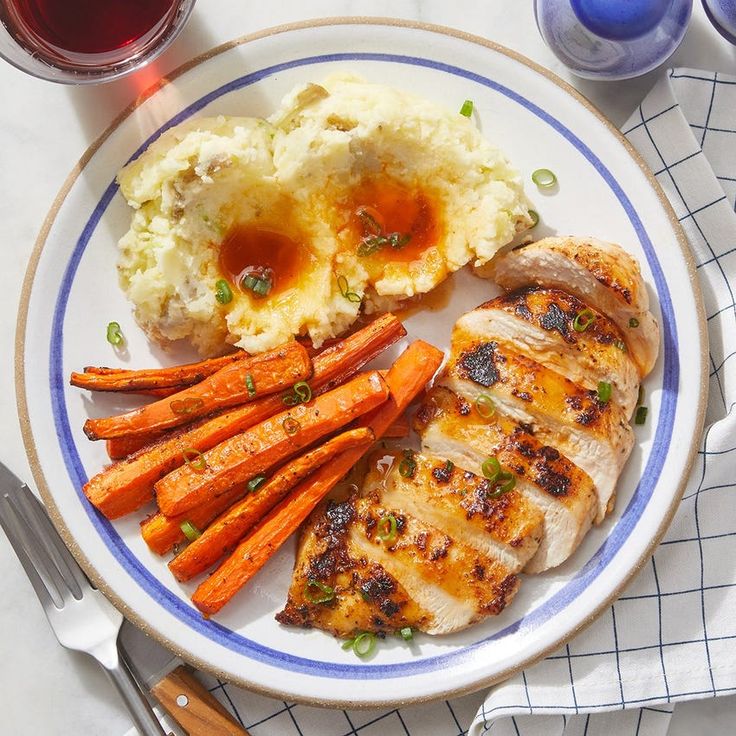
[15,16,708,709]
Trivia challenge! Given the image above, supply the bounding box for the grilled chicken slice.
[415,387,597,572]
[277,451,542,636]
[440,329,634,522]
[489,236,659,377]
[458,288,640,418]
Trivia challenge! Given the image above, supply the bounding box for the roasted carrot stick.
[155,371,389,517]
[140,484,247,556]
[71,352,247,392]
[168,427,374,581]
[83,342,311,441]
[191,340,444,616]
[106,433,167,460]
[83,314,404,519]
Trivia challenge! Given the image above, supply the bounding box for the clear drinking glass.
[0,0,196,84]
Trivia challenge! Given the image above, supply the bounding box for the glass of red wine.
[0,0,196,83]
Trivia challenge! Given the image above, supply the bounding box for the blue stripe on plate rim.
[47,52,678,680]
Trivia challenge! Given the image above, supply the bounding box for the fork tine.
[14,485,85,599]
[0,492,62,610]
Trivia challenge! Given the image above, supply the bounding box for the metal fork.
[0,464,168,736]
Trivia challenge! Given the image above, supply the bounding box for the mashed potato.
[116,74,530,355]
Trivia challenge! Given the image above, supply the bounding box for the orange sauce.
[349,177,441,263]
[218,224,309,297]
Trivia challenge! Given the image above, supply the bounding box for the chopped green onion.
[342,638,356,650]
[182,448,207,473]
[597,380,612,404]
[180,520,201,542]
[573,308,596,332]
[613,339,627,352]
[444,459,454,474]
[459,99,474,117]
[215,279,233,304]
[245,373,256,397]
[475,394,496,418]
[304,578,335,604]
[399,627,413,641]
[358,235,387,257]
[356,207,382,236]
[377,514,398,544]
[293,381,312,403]
[247,474,267,492]
[242,273,272,298]
[481,457,501,483]
[281,391,299,406]
[531,168,557,188]
[282,417,301,435]
[637,385,645,406]
[170,397,205,415]
[106,321,124,346]
[528,209,540,228]
[387,232,411,250]
[398,450,417,479]
[488,471,516,498]
[337,274,362,303]
[629,317,640,328]
[352,632,377,658]
[635,406,648,425]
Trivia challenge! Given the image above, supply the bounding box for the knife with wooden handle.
[120,621,250,736]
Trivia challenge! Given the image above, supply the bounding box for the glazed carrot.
[155,371,389,517]
[83,315,404,518]
[191,340,444,616]
[71,352,247,392]
[140,484,247,556]
[106,432,168,460]
[168,428,374,581]
[83,342,311,441]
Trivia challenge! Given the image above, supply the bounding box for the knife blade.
[120,621,250,736]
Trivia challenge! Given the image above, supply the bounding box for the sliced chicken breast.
[415,387,598,572]
[489,236,659,377]
[458,287,640,418]
[440,329,634,522]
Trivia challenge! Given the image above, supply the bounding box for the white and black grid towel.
[126,68,736,736]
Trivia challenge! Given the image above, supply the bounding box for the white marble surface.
[1,1,734,734]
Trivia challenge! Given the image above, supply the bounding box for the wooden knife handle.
[150,665,250,736]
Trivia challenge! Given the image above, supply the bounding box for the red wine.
[4,0,179,58]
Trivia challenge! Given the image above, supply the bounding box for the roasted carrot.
[83,341,311,441]
[168,427,374,581]
[83,314,404,519]
[155,371,389,517]
[106,432,167,460]
[71,351,247,392]
[191,340,444,616]
[140,484,247,556]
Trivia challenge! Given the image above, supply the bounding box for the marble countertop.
[1,1,734,733]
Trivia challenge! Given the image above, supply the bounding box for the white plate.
[17,19,707,707]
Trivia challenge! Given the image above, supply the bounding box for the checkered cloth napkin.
[125,68,736,736]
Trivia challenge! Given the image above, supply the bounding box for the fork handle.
[105,656,169,736]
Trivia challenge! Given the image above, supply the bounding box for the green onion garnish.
[531,168,557,188]
[482,457,501,483]
[398,450,417,479]
[182,448,207,473]
[400,627,413,641]
[614,339,627,352]
[637,385,645,406]
[387,232,411,250]
[170,397,205,415]
[242,273,272,298]
[528,210,540,228]
[215,279,233,304]
[245,373,256,397]
[304,578,335,604]
[342,638,356,650]
[356,207,382,236]
[337,274,362,303]
[635,406,648,425]
[293,381,312,403]
[459,99,474,117]
[597,380,612,404]
[444,459,454,474]
[377,514,398,544]
[358,235,386,257]
[247,474,267,492]
[282,417,301,436]
[475,394,496,418]
[106,321,124,346]
[573,308,596,332]
[352,632,377,658]
[629,317,640,328]
[487,471,516,498]
[180,520,201,543]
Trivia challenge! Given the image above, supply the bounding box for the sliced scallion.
[245,373,256,397]
[475,393,496,418]
[293,381,312,403]
[352,632,377,658]
[637,385,645,406]
[400,627,413,641]
[459,99,474,117]
[180,520,201,543]
[597,380,612,404]
[487,471,516,498]
[398,450,417,479]
[304,578,335,604]
[377,514,398,544]
[635,406,648,425]
[106,321,124,346]
[356,207,382,236]
[282,417,301,436]
[481,457,501,483]
[242,273,272,298]
[337,274,362,303]
[629,317,640,328]
[182,447,207,473]
[528,209,540,228]
[531,168,557,188]
[215,279,233,304]
[614,339,627,352]
[573,308,596,332]
[247,474,267,492]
